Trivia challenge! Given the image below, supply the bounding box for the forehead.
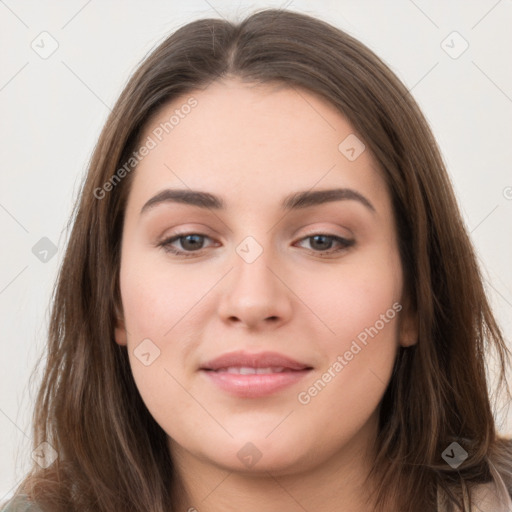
[127,79,388,213]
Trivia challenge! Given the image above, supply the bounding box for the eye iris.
[310,235,332,251]
[181,234,204,251]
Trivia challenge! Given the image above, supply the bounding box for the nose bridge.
[235,236,276,291]
[216,234,292,327]
[232,234,281,304]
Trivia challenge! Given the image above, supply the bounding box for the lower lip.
[201,369,311,398]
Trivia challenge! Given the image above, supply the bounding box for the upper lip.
[200,351,312,371]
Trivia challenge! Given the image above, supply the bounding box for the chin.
[201,435,315,475]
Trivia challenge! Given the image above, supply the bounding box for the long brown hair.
[4,8,511,512]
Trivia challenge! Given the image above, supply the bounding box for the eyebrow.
[140,187,376,215]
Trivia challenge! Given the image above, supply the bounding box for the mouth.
[199,351,313,398]
[207,366,300,374]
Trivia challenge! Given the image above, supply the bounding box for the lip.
[200,350,311,371]
[199,350,313,398]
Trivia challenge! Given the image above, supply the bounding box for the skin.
[114,78,417,512]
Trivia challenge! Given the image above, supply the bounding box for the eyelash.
[157,232,355,258]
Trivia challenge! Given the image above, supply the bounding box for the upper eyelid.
[161,229,353,242]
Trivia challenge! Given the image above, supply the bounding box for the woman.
[2,8,511,512]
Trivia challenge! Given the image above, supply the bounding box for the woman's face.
[115,79,416,476]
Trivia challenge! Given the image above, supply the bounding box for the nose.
[217,246,293,331]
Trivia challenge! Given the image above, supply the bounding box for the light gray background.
[1,0,511,501]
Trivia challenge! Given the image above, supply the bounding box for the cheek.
[119,251,206,338]
[305,272,400,395]
[326,277,401,349]
[118,249,216,401]
[119,256,201,434]
[304,251,403,349]
[294,249,402,404]
[293,278,400,447]
[120,234,403,356]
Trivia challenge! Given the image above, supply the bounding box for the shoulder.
[470,479,512,512]
[438,479,512,512]
[0,495,42,512]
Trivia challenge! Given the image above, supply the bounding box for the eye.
[158,233,216,257]
[157,232,355,258]
[295,234,355,256]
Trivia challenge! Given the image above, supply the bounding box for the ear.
[398,300,418,348]
[400,314,418,347]
[114,302,128,346]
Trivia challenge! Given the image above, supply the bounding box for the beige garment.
[437,465,512,511]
